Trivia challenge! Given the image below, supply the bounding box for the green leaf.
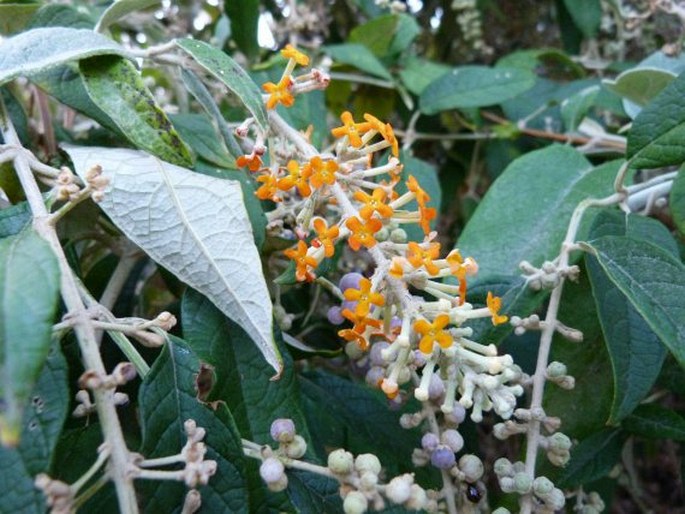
[585,236,685,369]
[398,56,450,96]
[79,56,193,166]
[0,228,60,446]
[558,429,626,488]
[224,0,259,59]
[26,4,95,29]
[286,470,343,513]
[349,14,399,56]
[419,66,536,114]
[324,44,393,81]
[169,113,234,168]
[0,200,31,238]
[561,84,600,131]
[175,38,268,132]
[0,27,130,87]
[627,71,685,169]
[0,2,41,35]
[622,404,685,441]
[182,289,310,512]
[671,167,685,236]
[64,145,280,374]
[603,68,675,108]
[562,0,601,38]
[0,344,69,513]
[586,211,674,424]
[457,146,619,280]
[95,0,160,32]
[138,337,248,513]
[497,48,586,80]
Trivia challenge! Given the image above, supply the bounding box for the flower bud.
[421,433,439,452]
[548,432,572,451]
[458,454,484,482]
[343,491,368,514]
[385,474,413,504]
[443,402,466,425]
[355,454,382,475]
[532,476,554,496]
[546,488,566,509]
[513,472,532,494]
[430,446,456,470]
[266,473,288,492]
[327,306,345,325]
[283,435,307,459]
[359,470,378,491]
[328,449,354,475]
[547,449,570,467]
[492,508,512,514]
[365,367,385,388]
[260,457,285,483]
[369,342,389,366]
[375,227,389,242]
[546,361,567,378]
[406,484,427,510]
[390,228,407,244]
[345,341,365,360]
[270,418,296,443]
[493,457,513,477]
[441,429,464,453]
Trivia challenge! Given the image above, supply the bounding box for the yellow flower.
[331,111,371,148]
[363,113,399,157]
[312,218,339,258]
[414,314,452,354]
[389,257,406,279]
[284,240,318,282]
[406,242,441,276]
[278,160,312,197]
[236,153,263,172]
[281,44,309,66]
[345,216,383,251]
[487,291,508,326]
[353,188,394,220]
[263,76,294,110]
[255,174,280,202]
[307,156,338,188]
[343,277,385,317]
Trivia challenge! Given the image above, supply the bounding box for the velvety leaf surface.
[671,168,685,236]
[64,145,280,374]
[170,113,234,168]
[0,228,60,445]
[398,56,450,96]
[0,200,31,238]
[419,66,535,114]
[585,235,685,369]
[622,404,685,441]
[324,44,393,81]
[558,428,626,488]
[562,0,601,38]
[286,470,343,514]
[175,38,268,131]
[80,56,193,166]
[603,68,674,107]
[95,0,160,32]
[627,70,685,169]
[138,337,248,513]
[224,0,259,59]
[586,211,674,423]
[457,146,619,281]
[0,3,40,35]
[0,345,68,513]
[0,27,130,86]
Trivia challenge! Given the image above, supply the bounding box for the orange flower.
[414,314,452,354]
[419,205,437,235]
[255,174,280,202]
[284,240,318,282]
[345,216,382,251]
[263,76,294,110]
[447,250,478,305]
[389,257,406,279]
[343,277,385,317]
[353,188,394,220]
[312,218,339,258]
[331,111,372,148]
[236,153,262,172]
[307,156,338,188]
[278,160,312,197]
[281,44,309,66]
[339,310,383,351]
[363,113,399,157]
[487,292,508,326]
[406,242,441,275]
[406,175,430,207]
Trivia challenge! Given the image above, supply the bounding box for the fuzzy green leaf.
[419,66,535,114]
[558,429,626,488]
[585,235,685,369]
[0,228,60,446]
[224,0,260,59]
[671,168,685,236]
[95,0,160,32]
[324,44,393,81]
[79,55,193,166]
[175,38,268,132]
[0,27,130,86]
[622,404,685,441]
[138,337,248,513]
[562,0,601,38]
[398,56,450,96]
[0,3,41,35]
[170,113,235,168]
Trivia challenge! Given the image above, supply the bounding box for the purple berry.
[365,366,385,388]
[421,433,439,452]
[339,272,364,293]
[327,306,345,325]
[270,418,296,443]
[260,457,285,483]
[390,316,402,329]
[369,342,389,367]
[430,446,456,470]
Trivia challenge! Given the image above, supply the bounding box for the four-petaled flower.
[343,277,385,317]
[281,44,309,66]
[255,174,280,202]
[278,160,312,197]
[236,153,262,172]
[284,240,318,282]
[354,188,394,220]
[406,175,436,234]
[307,156,338,189]
[389,257,406,279]
[331,111,371,148]
[346,216,383,251]
[312,218,339,258]
[338,310,382,351]
[263,76,294,110]
[363,113,399,157]
[414,314,452,354]
[447,250,478,305]
[487,292,508,326]
[406,242,441,275]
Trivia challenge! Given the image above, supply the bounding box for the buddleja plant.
[1,1,684,513]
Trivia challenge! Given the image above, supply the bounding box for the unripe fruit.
[390,228,407,244]
[327,306,345,325]
[459,454,484,482]
[283,434,307,459]
[430,446,456,470]
[421,433,439,451]
[385,474,413,504]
